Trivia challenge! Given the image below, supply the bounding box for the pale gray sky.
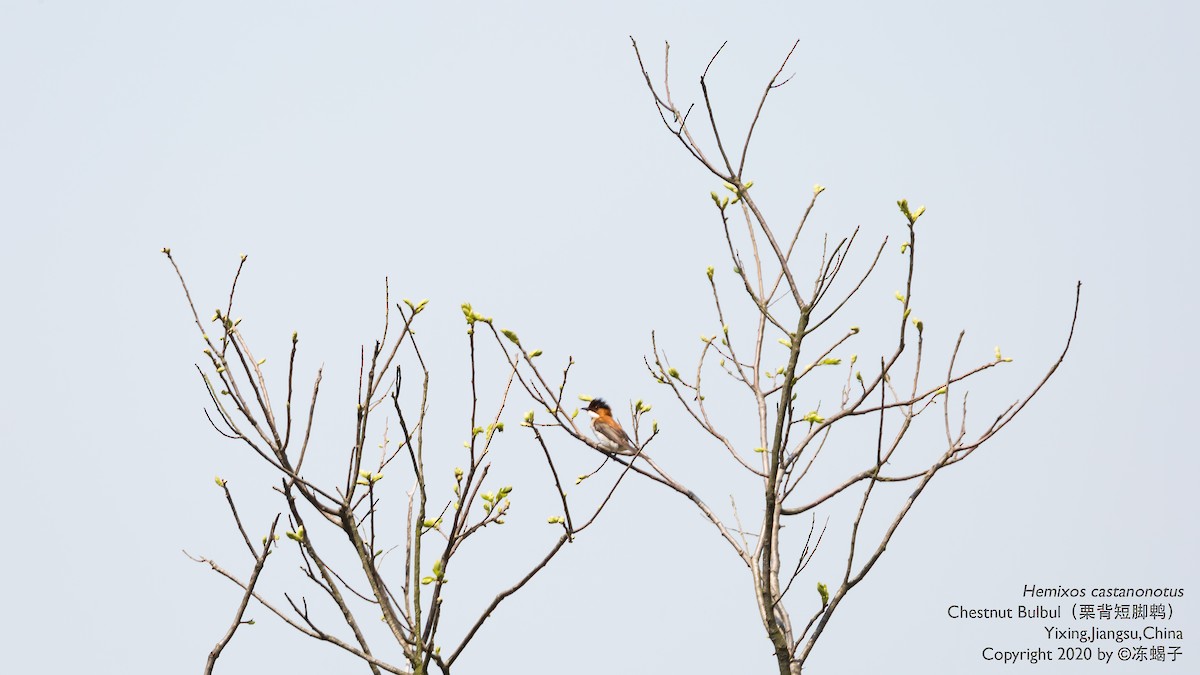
[1,2,1196,673]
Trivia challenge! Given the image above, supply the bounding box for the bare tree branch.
[624,41,1081,675]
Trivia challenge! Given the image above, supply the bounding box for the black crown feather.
[587,398,611,411]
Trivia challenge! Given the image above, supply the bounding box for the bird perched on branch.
[584,398,640,455]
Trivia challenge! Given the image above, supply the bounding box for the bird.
[583,398,640,455]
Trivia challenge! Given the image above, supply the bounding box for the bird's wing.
[595,421,638,455]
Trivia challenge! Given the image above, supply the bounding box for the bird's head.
[584,398,613,417]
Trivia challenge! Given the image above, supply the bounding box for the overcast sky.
[1,2,1196,673]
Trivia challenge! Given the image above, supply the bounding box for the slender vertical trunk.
[761,311,808,675]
